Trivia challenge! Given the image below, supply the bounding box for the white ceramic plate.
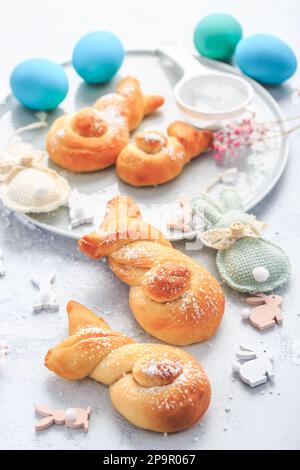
[0,50,289,240]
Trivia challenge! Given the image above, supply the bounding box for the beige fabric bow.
[0,142,45,181]
[200,220,267,250]
[0,114,47,181]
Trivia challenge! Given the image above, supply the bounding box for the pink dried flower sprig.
[211,114,300,163]
[212,118,264,162]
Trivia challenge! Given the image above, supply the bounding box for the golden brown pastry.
[79,196,225,345]
[46,77,164,172]
[47,94,128,173]
[115,76,164,131]
[45,300,211,433]
[116,121,213,187]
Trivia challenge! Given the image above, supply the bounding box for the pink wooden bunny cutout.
[35,405,90,432]
[242,293,283,330]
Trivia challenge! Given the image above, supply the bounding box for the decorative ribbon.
[200,219,267,250]
[0,142,45,181]
[0,113,47,181]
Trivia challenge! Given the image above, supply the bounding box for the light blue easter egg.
[235,34,297,85]
[10,59,68,111]
[194,13,243,61]
[72,31,125,84]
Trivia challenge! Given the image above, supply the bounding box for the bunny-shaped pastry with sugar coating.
[45,301,211,433]
[79,196,225,346]
[116,122,212,187]
[242,292,283,330]
[47,76,164,172]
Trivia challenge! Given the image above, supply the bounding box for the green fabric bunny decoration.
[191,189,291,293]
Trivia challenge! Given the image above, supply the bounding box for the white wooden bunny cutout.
[31,270,59,313]
[233,343,274,387]
[242,292,283,330]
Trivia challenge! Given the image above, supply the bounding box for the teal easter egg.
[72,31,125,84]
[217,238,291,293]
[235,34,297,85]
[10,59,68,111]
[194,13,242,61]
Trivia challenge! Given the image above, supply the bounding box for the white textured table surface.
[1,0,300,450]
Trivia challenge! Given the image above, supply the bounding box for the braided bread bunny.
[46,77,164,172]
[45,301,211,433]
[116,121,213,187]
[79,196,225,345]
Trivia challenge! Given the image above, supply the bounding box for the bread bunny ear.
[143,95,165,115]
[67,301,110,335]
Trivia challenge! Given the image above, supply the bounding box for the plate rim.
[3,48,289,242]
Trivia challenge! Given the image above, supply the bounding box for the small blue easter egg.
[235,34,297,85]
[194,13,243,61]
[72,31,125,84]
[10,59,68,111]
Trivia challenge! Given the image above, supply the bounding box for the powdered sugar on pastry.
[116,121,212,187]
[47,77,164,172]
[45,301,211,433]
[79,196,225,345]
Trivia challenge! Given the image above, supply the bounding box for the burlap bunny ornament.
[191,189,291,293]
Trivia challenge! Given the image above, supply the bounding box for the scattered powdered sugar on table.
[0,248,5,276]
[0,342,8,364]
[290,340,300,366]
